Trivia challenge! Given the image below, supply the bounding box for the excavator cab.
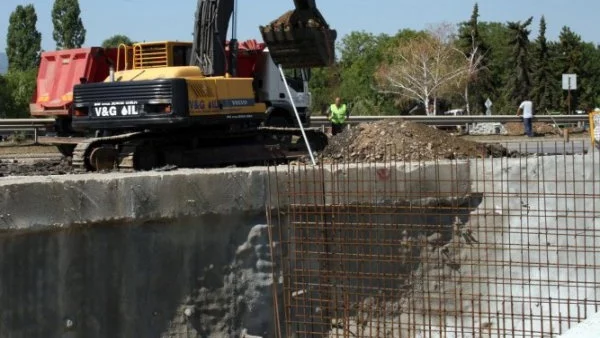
[259,0,337,69]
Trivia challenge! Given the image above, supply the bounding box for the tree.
[0,75,10,117]
[457,3,492,114]
[375,31,466,115]
[6,4,42,72]
[504,17,534,108]
[4,69,37,118]
[557,26,584,112]
[477,22,513,112]
[336,31,395,115]
[52,0,86,49]
[576,42,600,110]
[101,34,133,48]
[531,16,555,113]
[309,66,341,115]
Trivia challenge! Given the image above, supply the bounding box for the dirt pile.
[0,158,74,177]
[318,120,520,162]
[504,122,560,136]
[504,121,585,136]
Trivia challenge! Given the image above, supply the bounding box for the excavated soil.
[272,10,294,26]
[318,120,522,162]
[504,121,585,136]
[0,158,75,177]
[264,10,323,30]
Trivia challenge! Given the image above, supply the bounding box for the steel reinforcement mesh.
[267,140,600,338]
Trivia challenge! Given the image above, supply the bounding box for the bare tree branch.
[375,25,468,115]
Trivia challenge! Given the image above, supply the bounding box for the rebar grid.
[268,139,599,337]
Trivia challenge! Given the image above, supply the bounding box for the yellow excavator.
[62,0,336,171]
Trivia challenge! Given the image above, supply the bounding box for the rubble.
[503,122,559,136]
[469,123,508,135]
[318,120,521,162]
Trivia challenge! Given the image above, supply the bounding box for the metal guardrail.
[0,118,54,126]
[310,114,589,126]
[0,118,54,143]
[0,115,590,143]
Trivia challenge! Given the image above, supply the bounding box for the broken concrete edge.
[0,160,471,232]
[557,311,600,338]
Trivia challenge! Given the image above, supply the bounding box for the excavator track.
[71,132,146,172]
[68,127,328,173]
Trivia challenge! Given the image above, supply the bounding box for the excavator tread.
[66,126,328,172]
[71,132,145,172]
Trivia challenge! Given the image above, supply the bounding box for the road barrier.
[310,114,589,126]
[0,115,591,143]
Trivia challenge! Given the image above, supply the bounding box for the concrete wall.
[0,169,279,337]
[0,152,598,337]
[0,162,466,337]
[459,154,600,336]
[333,153,600,337]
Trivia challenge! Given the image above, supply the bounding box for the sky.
[0,0,598,52]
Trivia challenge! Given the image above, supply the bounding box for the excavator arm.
[190,0,336,76]
[189,0,233,76]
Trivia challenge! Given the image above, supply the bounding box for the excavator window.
[173,45,192,66]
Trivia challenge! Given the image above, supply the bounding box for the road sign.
[562,74,577,90]
[485,98,492,115]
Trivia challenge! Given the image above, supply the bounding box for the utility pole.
[568,78,572,115]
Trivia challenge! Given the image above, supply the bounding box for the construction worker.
[516,99,534,137]
[327,97,349,136]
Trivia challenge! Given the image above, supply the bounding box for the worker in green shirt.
[327,97,349,136]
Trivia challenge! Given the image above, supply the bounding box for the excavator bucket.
[259,7,337,69]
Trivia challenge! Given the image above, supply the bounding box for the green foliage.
[6,4,42,72]
[52,0,86,49]
[531,16,556,113]
[336,31,394,115]
[576,42,600,109]
[309,66,340,115]
[3,69,37,118]
[311,7,600,115]
[101,34,133,48]
[456,3,493,114]
[0,74,10,117]
[557,26,585,112]
[504,17,534,108]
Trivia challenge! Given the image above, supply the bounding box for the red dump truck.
[30,47,124,155]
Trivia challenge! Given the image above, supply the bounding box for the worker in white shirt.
[517,100,534,137]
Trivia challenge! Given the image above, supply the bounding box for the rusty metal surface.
[267,140,600,337]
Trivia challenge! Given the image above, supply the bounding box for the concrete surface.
[320,152,600,337]
[0,151,598,337]
[0,162,468,337]
[408,153,600,337]
[558,311,600,337]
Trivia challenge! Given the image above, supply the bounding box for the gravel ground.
[0,144,60,155]
[0,157,75,177]
[0,126,588,177]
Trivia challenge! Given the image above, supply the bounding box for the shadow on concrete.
[0,212,279,338]
[279,193,484,337]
